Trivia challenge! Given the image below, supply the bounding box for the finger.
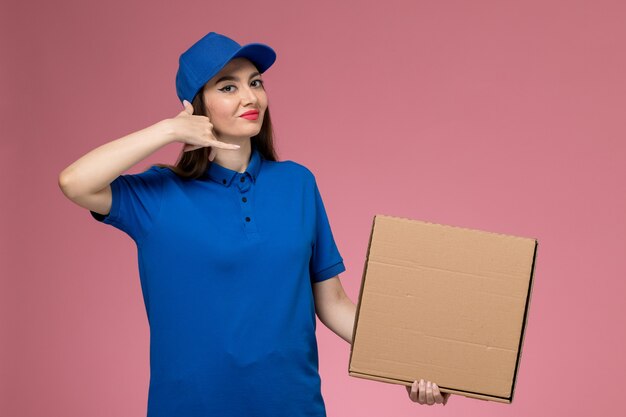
[407,381,417,403]
[432,383,444,404]
[183,100,194,114]
[209,139,241,150]
[426,381,434,405]
[208,146,217,162]
[418,379,426,404]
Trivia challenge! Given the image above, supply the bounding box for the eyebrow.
[214,71,261,84]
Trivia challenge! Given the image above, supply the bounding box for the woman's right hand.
[168,100,240,159]
[406,379,450,406]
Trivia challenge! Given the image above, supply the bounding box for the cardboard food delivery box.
[348,215,538,403]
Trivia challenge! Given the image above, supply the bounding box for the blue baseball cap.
[175,31,277,105]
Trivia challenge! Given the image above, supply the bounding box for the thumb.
[182,99,194,115]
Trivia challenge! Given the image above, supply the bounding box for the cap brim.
[229,43,277,73]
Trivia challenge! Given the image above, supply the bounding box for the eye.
[218,79,264,93]
[219,85,236,93]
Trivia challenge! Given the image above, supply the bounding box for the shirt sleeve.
[89,166,165,243]
[309,176,346,283]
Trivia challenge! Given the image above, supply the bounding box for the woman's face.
[201,57,268,142]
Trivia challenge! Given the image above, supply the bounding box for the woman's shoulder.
[128,165,177,185]
[132,165,172,181]
[145,164,184,179]
[270,159,316,181]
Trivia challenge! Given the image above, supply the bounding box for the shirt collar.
[204,143,263,187]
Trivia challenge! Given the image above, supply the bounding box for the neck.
[211,138,252,173]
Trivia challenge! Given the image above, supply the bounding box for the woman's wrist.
[154,118,178,146]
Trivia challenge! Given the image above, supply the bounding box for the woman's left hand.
[406,379,450,406]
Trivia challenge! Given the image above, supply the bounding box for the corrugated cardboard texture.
[348,215,537,403]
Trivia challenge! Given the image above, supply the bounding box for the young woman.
[58,31,450,416]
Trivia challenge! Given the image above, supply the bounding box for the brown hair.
[155,69,279,179]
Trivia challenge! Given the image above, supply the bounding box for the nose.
[240,85,259,104]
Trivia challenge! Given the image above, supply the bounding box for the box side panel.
[508,239,538,402]
[348,215,378,373]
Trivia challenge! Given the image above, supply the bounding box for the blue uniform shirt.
[90,143,346,417]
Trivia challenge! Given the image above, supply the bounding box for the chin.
[242,126,262,136]
[224,129,261,140]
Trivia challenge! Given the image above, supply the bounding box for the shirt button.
[240,177,245,182]
[245,217,250,222]
[242,197,247,202]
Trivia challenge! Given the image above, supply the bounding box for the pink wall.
[2,0,625,415]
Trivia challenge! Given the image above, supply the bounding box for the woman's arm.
[312,276,357,344]
[58,119,174,203]
[58,101,239,215]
